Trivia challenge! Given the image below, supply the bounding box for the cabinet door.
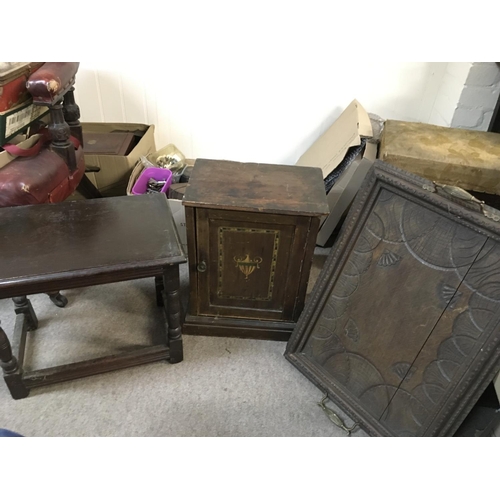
[195,208,311,321]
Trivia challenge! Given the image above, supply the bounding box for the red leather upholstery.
[0,146,85,207]
[0,62,94,207]
[26,62,79,105]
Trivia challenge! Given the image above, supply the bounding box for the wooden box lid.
[379,120,500,195]
[183,159,329,217]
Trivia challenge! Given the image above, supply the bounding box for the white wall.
[451,62,500,131]
[74,61,466,164]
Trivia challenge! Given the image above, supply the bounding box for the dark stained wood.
[290,216,320,321]
[155,276,164,307]
[23,346,170,389]
[0,194,186,399]
[0,323,29,399]
[183,158,329,216]
[0,195,184,299]
[286,160,500,437]
[184,206,199,314]
[12,296,38,331]
[47,292,68,308]
[48,101,77,172]
[183,159,328,340]
[163,265,183,363]
[63,86,83,145]
[184,314,295,341]
[196,209,304,321]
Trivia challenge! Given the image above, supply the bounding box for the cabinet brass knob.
[197,261,207,272]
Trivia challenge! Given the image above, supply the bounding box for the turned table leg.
[13,296,38,330]
[163,265,183,363]
[155,276,164,307]
[0,323,29,399]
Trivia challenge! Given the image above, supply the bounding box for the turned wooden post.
[63,87,83,146]
[155,276,164,307]
[62,86,103,199]
[0,323,29,399]
[163,266,183,363]
[13,296,38,331]
[49,100,77,172]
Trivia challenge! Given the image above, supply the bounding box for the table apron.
[0,263,181,299]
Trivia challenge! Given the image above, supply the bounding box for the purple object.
[132,167,173,195]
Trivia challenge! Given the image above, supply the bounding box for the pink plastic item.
[132,167,173,195]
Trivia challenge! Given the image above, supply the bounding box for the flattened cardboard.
[316,154,376,246]
[295,100,377,245]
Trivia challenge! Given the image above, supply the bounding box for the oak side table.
[0,195,186,400]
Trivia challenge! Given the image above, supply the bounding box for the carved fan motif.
[391,362,412,381]
[377,250,401,267]
[438,283,462,309]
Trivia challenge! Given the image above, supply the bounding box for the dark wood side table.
[0,195,186,400]
[183,159,329,341]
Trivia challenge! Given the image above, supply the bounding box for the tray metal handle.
[423,181,500,222]
[318,394,358,436]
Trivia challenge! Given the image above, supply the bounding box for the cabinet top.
[183,159,329,216]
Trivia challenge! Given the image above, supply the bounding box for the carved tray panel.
[286,160,500,436]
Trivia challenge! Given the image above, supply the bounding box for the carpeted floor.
[0,253,367,437]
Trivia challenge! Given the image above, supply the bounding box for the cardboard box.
[296,99,377,246]
[379,120,500,195]
[82,122,156,196]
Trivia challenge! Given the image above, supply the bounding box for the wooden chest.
[286,160,500,436]
[182,159,329,341]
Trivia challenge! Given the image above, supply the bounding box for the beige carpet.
[0,253,367,437]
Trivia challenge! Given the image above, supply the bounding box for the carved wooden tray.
[286,160,500,436]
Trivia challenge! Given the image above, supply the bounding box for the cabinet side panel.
[291,216,321,321]
[185,206,199,315]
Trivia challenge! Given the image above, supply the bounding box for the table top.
[0,195,185,297]
[183,159,329,216]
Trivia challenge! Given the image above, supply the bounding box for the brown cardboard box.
[82,122,156,196]
[295,99,377,246]
[379,120,500,195]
